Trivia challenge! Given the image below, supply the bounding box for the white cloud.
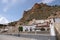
[12,0,17,4]
[2,0,27,12]
[0,16,9,24]
[2,0,14,12]
[19,0,27,3]
[3,6,9,12]
[2,0,8,3]
[41,0,55,4]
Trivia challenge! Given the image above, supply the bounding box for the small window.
[40,28,45,31]
[30,27,32,31]
[25,28,28,31]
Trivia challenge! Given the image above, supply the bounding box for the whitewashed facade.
[22,18,56,36]
[54,18,60,23]
[49,19,56,36]
[22,25,36,32]
[22,19,50,32]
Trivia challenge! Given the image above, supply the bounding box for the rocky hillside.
[17,3,60,25]
[8,3,60,25]
[8,21,18,26]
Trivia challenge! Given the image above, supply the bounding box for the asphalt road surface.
[6,34,57,40]
[0,35,37,40]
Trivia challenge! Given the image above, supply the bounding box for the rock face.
[9,3,60,25]
[17,3,60,25]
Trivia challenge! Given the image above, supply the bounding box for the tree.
[18,26,23,32]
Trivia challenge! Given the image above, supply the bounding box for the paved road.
[0,35,37,40]
[20,34,56,40]
[6,34,57,40]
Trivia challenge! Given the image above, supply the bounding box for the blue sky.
[0,0,60,24]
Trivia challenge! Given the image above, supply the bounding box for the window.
[25,28,28,31]
[40,28,45,31]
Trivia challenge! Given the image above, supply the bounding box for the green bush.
[18,26,23,32]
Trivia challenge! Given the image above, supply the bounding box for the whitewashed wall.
[50,19,56,36]
[55,18,60,23]
[22,25,36,32]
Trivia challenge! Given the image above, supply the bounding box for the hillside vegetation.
[8,3,60,25]
[18,3,60,25]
